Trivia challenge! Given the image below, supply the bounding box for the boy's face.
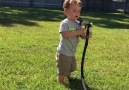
[64,4,81,21]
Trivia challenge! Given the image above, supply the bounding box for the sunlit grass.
[0,6,129,90]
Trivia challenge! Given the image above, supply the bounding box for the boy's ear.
[63,8,67,14]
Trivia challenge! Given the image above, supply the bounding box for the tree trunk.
[30,0,34,7]
[86,0,90,10]
[101,0,104,11]
[124,0,128,14]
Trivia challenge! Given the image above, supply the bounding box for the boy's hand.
[80,30,92,39]
[78,28,86,36]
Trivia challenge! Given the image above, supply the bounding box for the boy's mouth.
[75,15,78,18]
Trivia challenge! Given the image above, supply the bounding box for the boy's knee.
[59,79,64,84]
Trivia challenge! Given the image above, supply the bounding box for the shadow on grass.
[65,78,94,90]
[0,6,64,27]
[0,6,129,29]
[82,10,129,29]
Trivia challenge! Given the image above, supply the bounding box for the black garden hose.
[79,20,92,90]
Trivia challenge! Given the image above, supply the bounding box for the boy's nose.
[75,12,78,15]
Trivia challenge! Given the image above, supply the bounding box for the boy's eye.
[73,9,80,13]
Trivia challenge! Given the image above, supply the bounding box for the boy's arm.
[61,29,86,39]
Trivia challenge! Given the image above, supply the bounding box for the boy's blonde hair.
[63,0,82,9]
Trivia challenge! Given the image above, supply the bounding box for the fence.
[0,0,129,13]
[87,0,129,12]
[0,0,62,8]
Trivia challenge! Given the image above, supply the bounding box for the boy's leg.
[68,56,76,80]
[56,53,73,84]
[70,56,76,74]
[59,72,71,84]
[56,53,67,84]
[58,75,65,84]
[66,73,71,78]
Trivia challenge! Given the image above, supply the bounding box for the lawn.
[0,6,129,90]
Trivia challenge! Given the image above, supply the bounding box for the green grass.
[0,6,129,90]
